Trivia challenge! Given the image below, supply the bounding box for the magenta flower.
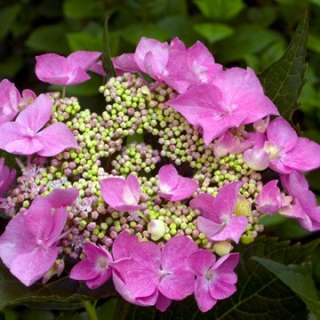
[35,51,103,86]
[158,164,198,201]
[0,79,36,124]
[164,38,222,93]
[280,172,320,231]
[190,182,248,243]
[256,180,283,214]
[112,233,198,310]
[0,158,16,196]
[100,174,142,212]
[188,250,239,312]
[112,53,139,74]
[263,117,320,173]
[0,188,78,286]
[70,242,113,289]
[168,67,278,145]
[0,94,78,156]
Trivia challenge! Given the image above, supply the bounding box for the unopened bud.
[213,241,233,256]
[148,219,167,241]
[235,197,251,216]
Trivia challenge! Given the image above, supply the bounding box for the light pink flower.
[263,117,320,173]
[112,53,140,74]
[280,172,320,231]
[112,232,197,311]
[158,164,198,201]
[0,79,36,124]
[0,158,16,196]
[100,174,142,212]
[188,250,239,312]
[190,182,248,243]
[168,68,278,145]
[164,38,222,93]
[0,188,78,286]
[35,51,103,86]
[0,94,78,156]
[256,180,283,214]
[70,242,113,289]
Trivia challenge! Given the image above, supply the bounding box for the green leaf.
[67,32,103,51]
[103,15,116,79]
[215,25,281,63]
[0,56,23,78]
[0,5,21,40]
[261,12,309,119]
[194,23,234,44]
[26,24,69,54]
[194,0,245,20]
[308,33,320,54]
[63,0,104,19]
[253,258,320,318]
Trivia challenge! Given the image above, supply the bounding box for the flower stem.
[62,86,66,98]
[83,300,98,320]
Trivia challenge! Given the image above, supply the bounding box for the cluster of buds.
[0,38,319,313]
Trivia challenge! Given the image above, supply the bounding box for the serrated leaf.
[194,0,245,20]
[26,24,69,54]
[194,23,234,44]
[261,12,309,119]
[253,258,320,318]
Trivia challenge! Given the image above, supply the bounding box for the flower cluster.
[0,39,319,313]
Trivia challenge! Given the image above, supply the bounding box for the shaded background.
[0,0,319,319]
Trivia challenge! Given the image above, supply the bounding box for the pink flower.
[190,182,248,243]
[0,94,78,156]
[280,172,320,231]
[112,53,139,74]
[256,180,283,214]
[263,117,320,173]
[164,38,222,93]
[70,242,113,289]
[35,51,103,86]
[0,158,16,196]
[100,174,142,212]
[158,164,198,201]
[188,250,239,312]
[0,79,36,124]
[112,232,198,311]
[0,188,78,286]
[168,67,278,145]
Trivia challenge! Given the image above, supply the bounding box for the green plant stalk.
[83,300,98,320]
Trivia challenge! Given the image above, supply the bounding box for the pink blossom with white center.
[70,242,113,289]
[168,67,279,145]
[35,51,103,86]
[100,174,142,212]
[190,182,248,243]
[158,164,198,201]
[0,94,78,156]
[112,232,198,312]
[0,188,78,286]
[188,250,239,312]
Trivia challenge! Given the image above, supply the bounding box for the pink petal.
[194,277,217,312]
[167,84,225,144]
[256,180,282,214]
[89,61,106,76]
[112,231,140,260]
[243,147,269,171]
[46,207,68,245]
[112,53,140,73]
[158,164,179,194]
[155,293,172,312]
[37,122,78,157]
[45,188,79,208]
[70,259,98,281]
[213,67,279,125]
[9,246,58,286]
[188,249,215,276]
[0,159,16,195]
[169,176,198,201]
[67,51,102,70]
[16,94,52,132]
[159,270,195,300]
[266,117,298,152]
[134,37,169,79]
[209,216,248,243]
[86,268,112,289]
[0,79,20,124]
[197,216,225,239]
[161,235,198,272]
[213,253,240,272]
[209,279,236,300]
[283,137,320,172]
[191,193,217,219]
[125,174,141,204]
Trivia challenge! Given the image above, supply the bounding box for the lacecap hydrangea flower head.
[0,39,319,313]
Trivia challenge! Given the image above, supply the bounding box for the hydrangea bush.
[0,36,319,314]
